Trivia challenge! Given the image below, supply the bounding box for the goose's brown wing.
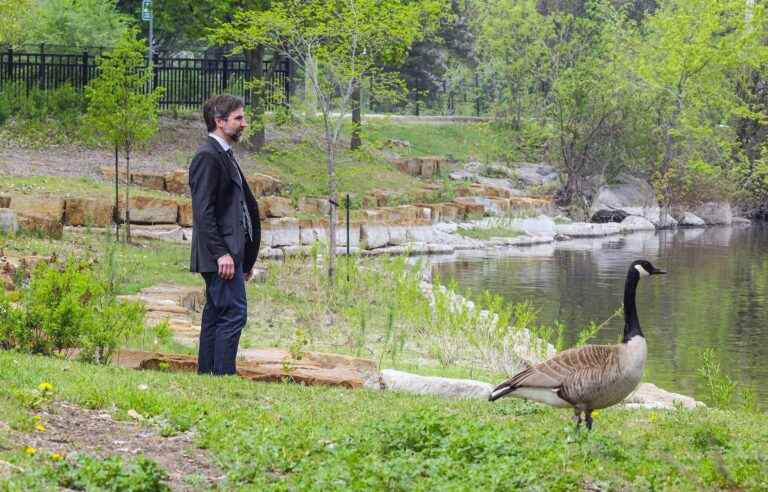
[490,344,620,402]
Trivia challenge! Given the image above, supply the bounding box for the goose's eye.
[634,264,650,276]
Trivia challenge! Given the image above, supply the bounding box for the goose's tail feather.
[488,381,517,402]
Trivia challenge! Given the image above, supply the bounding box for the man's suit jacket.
[189,136,261,274]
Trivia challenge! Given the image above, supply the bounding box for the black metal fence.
[0,48,291,110]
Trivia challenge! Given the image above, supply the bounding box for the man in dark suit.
[189,94,261,375]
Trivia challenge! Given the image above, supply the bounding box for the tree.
[213,0,432,278]
[624,0,768,213]
[85,28,163,242]
[27,0,130,49]
[0,0,35,46]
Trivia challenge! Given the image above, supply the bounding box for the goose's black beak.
[652,269,667,275]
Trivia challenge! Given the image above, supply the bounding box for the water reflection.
[433,225,768,406]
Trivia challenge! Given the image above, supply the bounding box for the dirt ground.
[1,400,223,491]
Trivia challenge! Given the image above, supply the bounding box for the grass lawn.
[0,351,766,490]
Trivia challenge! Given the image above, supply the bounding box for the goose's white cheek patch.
[634,265,650,276]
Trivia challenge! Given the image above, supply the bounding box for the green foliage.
[27,0,130,49]
[0,83,86,140]
[85,28,163,152]
[53,453,170,491]
[0,0,35,46]
[698,348,737,409]
[0,260,144,364]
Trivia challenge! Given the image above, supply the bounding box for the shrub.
[0,259,144,363]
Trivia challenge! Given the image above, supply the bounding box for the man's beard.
[227,128,243,142]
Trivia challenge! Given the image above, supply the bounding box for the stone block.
[164,169,189,195]
[0,209,18,235]
[264,218,301,247]
[452,198,486,218]
[178,201,193,227]
[260,196,295,218]
[0,196,10,208]
[335,222,361,247]
[388,226,407,246]
[131,172,166,192]
[64,198,114,227]
[99,165,128,184]
[360,224,390,249]
[246,173,282,197]
[18,214,63,239]
[10,195,65,222]
[297,196,330,216]
[126,196,179,224]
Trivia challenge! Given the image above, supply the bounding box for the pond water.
[433,224,768,407]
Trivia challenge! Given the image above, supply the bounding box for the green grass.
[0,175,185,202]
[457,225,526,241]
[0,351,766,491]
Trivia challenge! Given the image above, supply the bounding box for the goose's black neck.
[623,269,643,343]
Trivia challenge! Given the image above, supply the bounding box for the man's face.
[216,107,247,142]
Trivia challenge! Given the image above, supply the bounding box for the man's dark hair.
[203,95,245,132]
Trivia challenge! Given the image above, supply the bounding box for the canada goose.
[489,259,666,430]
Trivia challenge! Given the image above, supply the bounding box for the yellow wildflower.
[50,453,64,462]
[24,447,36,456]
[591,410,600,418]
[33,415,41,422]
[38,382,53,393]
[35,423,45,432]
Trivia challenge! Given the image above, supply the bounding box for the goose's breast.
[592,337,647,409]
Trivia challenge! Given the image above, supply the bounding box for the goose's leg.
[572,409,582,429]
[585,410,594,431]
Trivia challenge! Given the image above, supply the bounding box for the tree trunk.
[350,78,362,150]
[124,144,131,243]
[245,46,266,151]
[114,143,120,242]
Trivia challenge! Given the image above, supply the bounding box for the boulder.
[732,216,751,227]
[0,209,18,235]
[387,226,407,246]
[619,215,656,232]
[452,197,486,218]
[299,221,328,245]
[260,196,295,218]
[131,172,166,192]
[555,222,621,238]
[694,202,732,225]
[590,174,661,225]
[383,138,410,149]
[126,196,179,224]
[99,165,128,184]
[164,169,189,195]
[514,163,559,187]
[64,198,114,227]
[246,173,282,197]
[18,214,63,239]
[0,196,10,208]
[177,201,193,227]
[9,195,65,222]
[381,369,493,400]
[118,349,382,389]
[360,224,390,250]
[622,382,704,410]
[394,157,421,176]
[677,211,706,227]
[298,197,330,216]
[264,218,301,247]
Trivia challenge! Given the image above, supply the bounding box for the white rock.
[555,222,621,237]
[0,209,18,235]
[360,224,389,249]
[732,216,751,227]
[388,226,407,246]
[516,215,556,236]
[334,224,361,247]
[269,226,301,247]
[381,369,493,400]
[622,382,704,410]
[678,212,706,227]
[590,174,661,225]
[619,216,656,232]
[300,226,328,245]
[693,201,732,225]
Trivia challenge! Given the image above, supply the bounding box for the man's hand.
[217,254,235,280]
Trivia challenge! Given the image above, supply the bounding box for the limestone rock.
[246,173,282,197]
[732,216,751,227]
[622,382,704,410]
[693,201,732,225]
[360,224,390,250]
[9,195,65,222]
[164,169,189,195]
[590,174,661,225]
[555,222,621,238]
[381,369,493,400]
[298,197,330,216]
[0,209,18,235]
[452,198,486,218]
[264,218,301,247]
[131,172,166,192]
[0,196,10,208]
[99,165,128,184]
[18,214,63,239]
[619,215,656,232]
[514,163,559,187]
[177,201,193,227]
[677,211,706,227]
[64,198,114,227]
[260,196,295,218]
[126,196,179,224]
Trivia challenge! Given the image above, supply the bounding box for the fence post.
[81,50,88,91]
[6,47,13,81]
[152,53,159,92]
[39,44,46,89]
[222,55,228,91]
[474,72,480,117]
